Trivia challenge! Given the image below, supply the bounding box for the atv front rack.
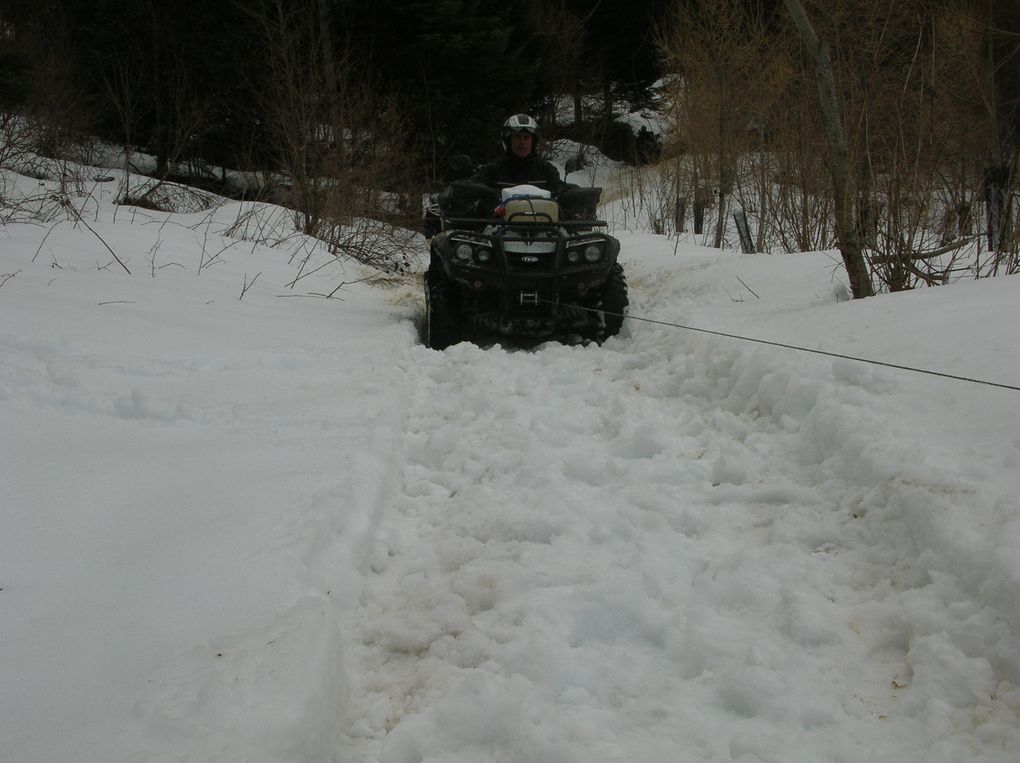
[443,216,609,229]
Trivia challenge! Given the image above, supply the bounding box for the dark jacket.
[469,154,562,194]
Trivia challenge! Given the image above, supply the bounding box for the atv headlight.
[566,249,581,264]
[583,244,603,262]
[476,248,492,264]
[454,242,474,262]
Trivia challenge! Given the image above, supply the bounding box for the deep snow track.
[5,164,1018,762]
[337,286,1020,762]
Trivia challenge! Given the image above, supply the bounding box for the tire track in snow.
[338,293,1020,762]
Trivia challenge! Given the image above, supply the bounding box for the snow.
[2,161,1020,763]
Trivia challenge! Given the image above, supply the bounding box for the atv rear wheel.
[424,267,463,350]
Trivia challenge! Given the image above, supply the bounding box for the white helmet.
[502,113,539,154]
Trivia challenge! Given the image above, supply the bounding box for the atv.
[422,177,627,350]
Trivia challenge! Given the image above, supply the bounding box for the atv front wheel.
[424,267,463,350]
[599,263,628,339]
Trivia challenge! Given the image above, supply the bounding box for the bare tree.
[243,0,420,271]
[660,0,762,248]
[100,57,144,204]
[655,0,1017,292]
[817,0,1016,287]
[783,0,874,297]
[0,1,98,193]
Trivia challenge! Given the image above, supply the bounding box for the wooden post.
[733,209,754,253]
[675,198,687,234]
[694,186,709,235]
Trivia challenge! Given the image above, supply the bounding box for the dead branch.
[59,196,131,274]
[868,236,978,264]
[736,275,761,298]
[239,271,262,299]
[32,220,64,263]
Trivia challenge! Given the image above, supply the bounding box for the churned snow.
[2,163,1019,762]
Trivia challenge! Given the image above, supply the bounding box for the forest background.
[1,0,1018,297]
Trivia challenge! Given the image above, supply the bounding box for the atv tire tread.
[425,267,463,350]
[599,263,628,339]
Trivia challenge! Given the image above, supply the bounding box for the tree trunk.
[783,0,874,298]
[715,100,727,249]
[317,0,345,165]
[714,191,727,249]
[602,73,613,121]
[985,0,1018,256]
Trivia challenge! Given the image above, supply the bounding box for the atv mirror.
[449,154,474,174]
[558,186,602,220]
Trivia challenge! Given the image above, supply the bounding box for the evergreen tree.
[348,0,549,176]
[563,0,665,116]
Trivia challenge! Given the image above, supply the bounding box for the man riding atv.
[469,113,563,193]
[423,114,627,349]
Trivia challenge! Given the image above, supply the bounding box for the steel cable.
[555,301,1020,393]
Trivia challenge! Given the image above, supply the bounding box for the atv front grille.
[506,253,551,271]
[502,239,557,272]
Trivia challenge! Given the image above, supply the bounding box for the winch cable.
[544,300,1020,393]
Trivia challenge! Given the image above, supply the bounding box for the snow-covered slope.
[2,165,1019,762]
